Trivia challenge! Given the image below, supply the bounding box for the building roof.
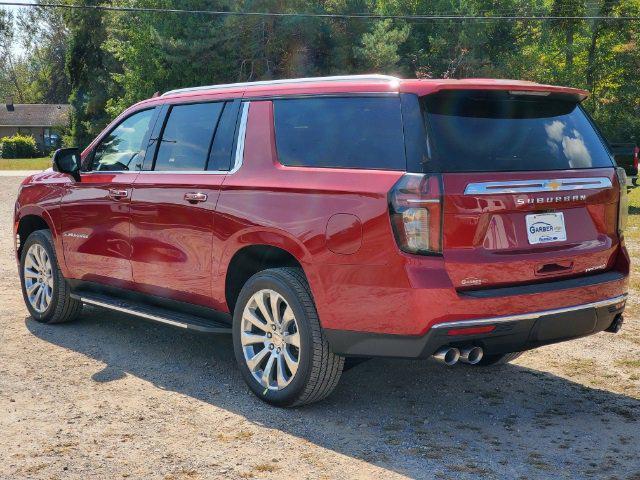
[0,103,71,127]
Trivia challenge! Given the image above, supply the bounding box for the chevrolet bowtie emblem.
[546,180,562,191]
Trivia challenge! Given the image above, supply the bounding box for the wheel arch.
[224,243,307,314]
[15,210,56,258]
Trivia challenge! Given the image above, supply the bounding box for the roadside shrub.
[0,134,38,159]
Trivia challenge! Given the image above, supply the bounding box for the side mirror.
[52,148,81,181]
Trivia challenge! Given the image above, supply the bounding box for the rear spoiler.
[402,80,589,102]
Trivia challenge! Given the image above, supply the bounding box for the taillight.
[616,167,628,235]
[389,173,442,254]
[634,146,639,171]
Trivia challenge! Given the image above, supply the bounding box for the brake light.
[616,167,628,235]
[389,173,442,254]
[634,146,639,171]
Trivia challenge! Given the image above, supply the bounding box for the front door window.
[90,109,155,172]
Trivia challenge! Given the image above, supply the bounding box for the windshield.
[421,90,614,173]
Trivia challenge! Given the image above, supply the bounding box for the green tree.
[355,19,410,73]
[64,0,112,147]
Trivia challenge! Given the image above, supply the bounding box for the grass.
[215,430,254,442]
[616,358,640,369]
[253,463,279,473]
[625,186,640,294]
[0,157,50,170]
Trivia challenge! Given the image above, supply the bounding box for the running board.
[70,292,232,334]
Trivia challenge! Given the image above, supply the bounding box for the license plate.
[526,212,566,244]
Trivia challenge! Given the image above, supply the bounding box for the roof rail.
[161,74,401,97]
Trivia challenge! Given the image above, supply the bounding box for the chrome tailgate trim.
[431,294,626,329]
[464,177,612,195]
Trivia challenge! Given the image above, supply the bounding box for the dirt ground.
[1,174,639,480]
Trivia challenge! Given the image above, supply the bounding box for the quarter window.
[154,102,224,171]
[91,109,155,171]
[273,97,406,170]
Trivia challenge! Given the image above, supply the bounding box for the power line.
[0,1,639,21]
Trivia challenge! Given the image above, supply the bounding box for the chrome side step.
[71,292,232,334]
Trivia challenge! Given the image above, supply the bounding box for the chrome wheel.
[23,243,53,313]
[240,289,300,391]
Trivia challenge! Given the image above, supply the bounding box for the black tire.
[475,351,523,366]
[633,177,638,187]
[232,267,344,407]
[19,229,82,324]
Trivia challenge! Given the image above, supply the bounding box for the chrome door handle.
[184,192,208,203]
[108,188,129,199]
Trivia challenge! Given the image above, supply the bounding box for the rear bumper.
[325,294,626,358]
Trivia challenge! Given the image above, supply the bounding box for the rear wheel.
[232,267,344,407]
[20,229,82,324]
[475,351,523,366]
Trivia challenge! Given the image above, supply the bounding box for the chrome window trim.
[431,294,626,330]
[230,101,249,174]
[464,177,612,195]
[133,101,250,175]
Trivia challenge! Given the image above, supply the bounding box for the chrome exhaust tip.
[459,346,483,365]
[433,347,460,366]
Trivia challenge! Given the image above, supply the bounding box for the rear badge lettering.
[516,194,586,206]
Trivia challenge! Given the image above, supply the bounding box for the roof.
[0,103,71,127]
[155,75,589,104]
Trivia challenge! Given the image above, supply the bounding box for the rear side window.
[274,96,405,170]
[422,91,614,172]
[155,102,224,171]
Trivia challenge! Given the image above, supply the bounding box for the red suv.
[14,75,629,406]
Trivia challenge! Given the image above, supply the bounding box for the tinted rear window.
[274,96,405,170]
[422,91,613,172]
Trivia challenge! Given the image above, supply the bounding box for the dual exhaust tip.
[433,346,483,366]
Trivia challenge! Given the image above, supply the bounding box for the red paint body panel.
[60,172,139,283]
[14,77,628,341]
[214,102,404,322]
[129,173,225,308]
[441,169,620,289]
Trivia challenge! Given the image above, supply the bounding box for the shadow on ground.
[26,308,640,478]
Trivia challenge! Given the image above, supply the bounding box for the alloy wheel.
[240,289,300,391]
[23,243,54,313]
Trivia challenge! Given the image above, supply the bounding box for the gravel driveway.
[1,175,639,479]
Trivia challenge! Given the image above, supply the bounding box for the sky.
[2,0,35,56]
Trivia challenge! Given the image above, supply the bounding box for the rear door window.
[208,101,242,171]
[273,96,406,170]
[422,91,614,172]
[154,102,224,171]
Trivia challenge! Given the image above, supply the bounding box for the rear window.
[422,91,614,172]
[274,96,406,170]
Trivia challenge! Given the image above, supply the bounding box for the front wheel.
[20,229,82,324]
[232,267,344,407]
